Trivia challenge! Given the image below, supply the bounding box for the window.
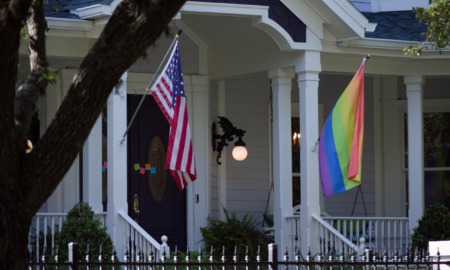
[404,112,450,210]
[424,113,450,208]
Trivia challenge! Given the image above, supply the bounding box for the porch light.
[212,116,247,165]
[293,132,301,146]
[232,137,248,161]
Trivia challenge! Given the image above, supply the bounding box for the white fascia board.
[336,38,450,57]
[47,17,93,31]
[322,0,370,37]
[337,37,417,50]
[366,22,377,33]
[182,1,267,17]
[76,4,112,20]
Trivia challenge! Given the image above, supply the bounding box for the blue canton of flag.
[169,46,185,105]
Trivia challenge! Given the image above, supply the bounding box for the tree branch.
[0,0,32,139]
[0,0,33,214]
[5,0,33,23]
[15,0,49,153]
[24,0,187,215]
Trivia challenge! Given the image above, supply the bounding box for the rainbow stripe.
[318,58,366,197]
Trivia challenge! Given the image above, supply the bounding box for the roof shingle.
[363,11,427,42]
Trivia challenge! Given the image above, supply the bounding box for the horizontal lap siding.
[225,72,271,222]
[349,0,371,12]
[210,83,219,220]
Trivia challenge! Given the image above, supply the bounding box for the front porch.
[27,0,450,265]
[28,210,410,261]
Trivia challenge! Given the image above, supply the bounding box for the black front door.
[127,94,187,251]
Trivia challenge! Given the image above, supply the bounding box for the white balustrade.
[28,212,106,262]
[286,212,409,258]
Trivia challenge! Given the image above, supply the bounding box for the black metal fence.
[28,243,449,269]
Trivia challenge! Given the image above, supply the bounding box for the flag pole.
[119,30,183,145]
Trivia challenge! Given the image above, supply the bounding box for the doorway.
[127,94,187,250]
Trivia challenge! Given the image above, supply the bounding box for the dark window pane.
[424,113,450,168]
[425,171,450,209]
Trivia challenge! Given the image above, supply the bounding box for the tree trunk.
[0,0,187,268]
[0,1,34,269]
[0,208,31,269]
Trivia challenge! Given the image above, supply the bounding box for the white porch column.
[82,116,103,213]
[296,51,321,256]
[106,72,128,259]
[404,75,424,233]
[377,77,405,217]
[185,75,210,248]
[269,68,295,256]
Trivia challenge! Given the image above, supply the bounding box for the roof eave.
[337,37,450,56]
[46,17,94,31]
[322,0,373,37]
[76,4,112,20]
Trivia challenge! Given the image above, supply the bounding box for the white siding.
[209,83,220,220]
[349,0,371,12]
[350,0,429,12]
[224,72,271,223]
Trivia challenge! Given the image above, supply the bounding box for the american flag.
[151,41,197,190]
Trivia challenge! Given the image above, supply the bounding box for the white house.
[27,0,450,260]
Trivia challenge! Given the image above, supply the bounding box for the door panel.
[127,94,187,251]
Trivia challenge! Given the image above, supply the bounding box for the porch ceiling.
[181,14,261,50]
[179,13,294,79]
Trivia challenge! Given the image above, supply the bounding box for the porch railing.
[285,215,301,254]
[312,214,360,255]
[286,213,409,256]
[321,216,410,253]
[286,214,360,255]
[28,212,106,263]
[117,210,162,260]
[29,211,165,263]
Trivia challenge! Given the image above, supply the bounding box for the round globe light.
[232,145,248,161]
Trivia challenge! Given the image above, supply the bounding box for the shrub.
[200,209,271,261]
[411,203,450,251]
[56,202,114,262]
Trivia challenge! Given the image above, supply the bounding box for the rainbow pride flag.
[318,57,367,197]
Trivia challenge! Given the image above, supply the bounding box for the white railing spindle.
[29,212,107,262]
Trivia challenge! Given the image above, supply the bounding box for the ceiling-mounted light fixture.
[212,116,248,165]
